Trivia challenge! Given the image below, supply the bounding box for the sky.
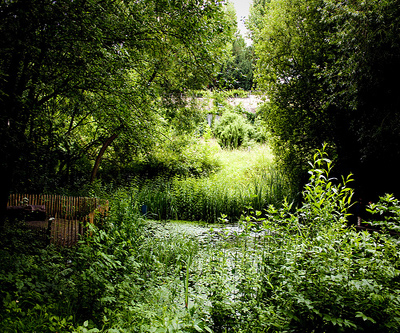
[231,0,253,43]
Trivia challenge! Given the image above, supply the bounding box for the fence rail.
[7,194,109,246]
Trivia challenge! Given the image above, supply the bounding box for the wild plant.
[368,193,400,234]
[3,147,399,332]
[133,144,291,223]
[202,146,400,332]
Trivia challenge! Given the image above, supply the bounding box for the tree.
[0,0,234,225]
[247,0,271,44]
[251,0,400,200]
[205,2,255,91]
[216,33,255,90]
[251,0,334,192]
[320,0,400,200]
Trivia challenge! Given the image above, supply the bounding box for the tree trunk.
[90,133,119,183]
[0,165,12,227]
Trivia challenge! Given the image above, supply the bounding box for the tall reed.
[133,145,291,223]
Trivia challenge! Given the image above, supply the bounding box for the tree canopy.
[214,33,255,90]
[250,0,400,200]
[0,0,235,224]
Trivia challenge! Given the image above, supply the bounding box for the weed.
[1,146,399,332]
[133,144,290,223]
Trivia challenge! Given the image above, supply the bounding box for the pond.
[145,219,269,246]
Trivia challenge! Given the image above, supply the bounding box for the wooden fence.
[7,194,109,246]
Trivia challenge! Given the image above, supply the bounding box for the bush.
[133,136,221,179]
[203,145,400,332]
[213,111,256,149]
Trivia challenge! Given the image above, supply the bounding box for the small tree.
[213,110,256,149]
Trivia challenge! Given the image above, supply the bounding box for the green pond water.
[146,220,231,239]
[145,219,266,245]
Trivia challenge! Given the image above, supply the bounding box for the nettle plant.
[298,146,354,235]
[257,146,400,332]
[368,194,400,234]
[206,146,400,332]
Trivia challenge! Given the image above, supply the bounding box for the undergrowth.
[133,144,291,223]
[1,146,399,332]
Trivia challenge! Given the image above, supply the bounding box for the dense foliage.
[132,145,288,223]
[0,0,235,224]
[2,0,400,329]
[249,0,400,200]
[1,148,399,332]
[213,34,255,91]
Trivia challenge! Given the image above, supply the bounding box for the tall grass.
[2,148,399,332]
[133,144,291,223]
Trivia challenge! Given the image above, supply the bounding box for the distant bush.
[213,111,254,149]
[149,139,220,178]
[213,105,268,149]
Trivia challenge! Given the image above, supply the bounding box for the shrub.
[135,136,221,179]
[203,145,400,332]
[213,110,256,149]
